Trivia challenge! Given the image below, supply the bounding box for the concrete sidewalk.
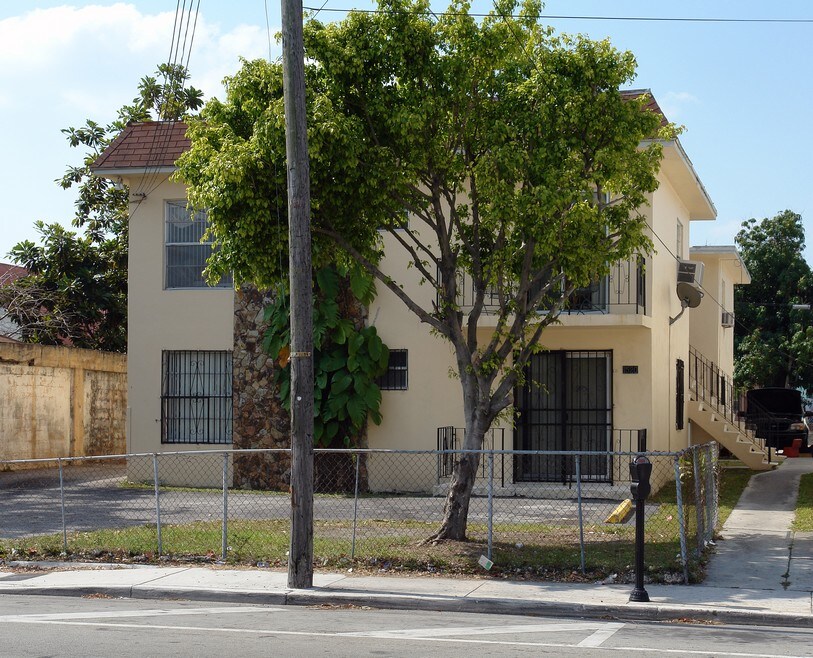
[1,458,812,627]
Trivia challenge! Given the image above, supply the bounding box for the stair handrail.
[688,346,761,447]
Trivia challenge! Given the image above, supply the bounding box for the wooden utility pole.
[281,0,314,588]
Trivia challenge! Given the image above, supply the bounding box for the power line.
[303,6,813,24]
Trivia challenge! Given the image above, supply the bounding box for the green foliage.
[734,210,813,394]
[177,0,675,536]
[2,65,202,351]
[262,266,389,447]
[793,472,813,531]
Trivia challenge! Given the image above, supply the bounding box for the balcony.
[443,258,646,320]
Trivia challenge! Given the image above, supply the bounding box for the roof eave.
[643,138,716,221]
[91,165,177,179]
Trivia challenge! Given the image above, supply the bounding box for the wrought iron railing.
[437,427,646,486]
[436,427,505,485]
[439,258,646,316]
[688,346,770,455]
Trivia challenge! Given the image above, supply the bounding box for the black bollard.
[629,455,652,603]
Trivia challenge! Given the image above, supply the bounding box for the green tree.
[2,65,203,351]
[177,0,674,540]
[734,210,813,394]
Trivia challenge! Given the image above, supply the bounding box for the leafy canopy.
[177,0,675,539]
[263,266,388,447]
[735,210,813,394]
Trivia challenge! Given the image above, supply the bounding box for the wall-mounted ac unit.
[721,311,735,328]
[677,260,704,286]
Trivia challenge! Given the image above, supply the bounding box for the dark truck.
[745,388,808,451]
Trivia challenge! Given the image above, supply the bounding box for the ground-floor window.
[161,350,233,444]
[377,349,408,390]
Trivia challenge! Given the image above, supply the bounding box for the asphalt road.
[0,464,651,540]
[2,594,812,657]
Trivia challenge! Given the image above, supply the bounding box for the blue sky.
[2,1,812,263]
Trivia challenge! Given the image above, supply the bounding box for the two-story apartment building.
[91,92,761,491]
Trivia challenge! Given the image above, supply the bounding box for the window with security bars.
[161,350,233,444]
[377,349,408,390]
[165,201,233,289]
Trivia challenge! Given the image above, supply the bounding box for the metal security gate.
[515,350,613,482]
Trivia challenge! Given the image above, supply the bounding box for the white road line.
[343,622,624,639]
[577,625,624,648]
[5,619,809,657]
[0,606,275,623]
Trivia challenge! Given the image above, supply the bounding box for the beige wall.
[0,343,126,461]
[688,247,749,377]
[123,175,233,459]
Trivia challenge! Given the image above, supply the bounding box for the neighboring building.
[0,262,28,341]
[92,95,764,491]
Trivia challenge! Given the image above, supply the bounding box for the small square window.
[377,349,408,390]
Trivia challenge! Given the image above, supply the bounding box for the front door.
[515,350,613,482]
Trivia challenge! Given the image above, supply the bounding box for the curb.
[2,584,809,629]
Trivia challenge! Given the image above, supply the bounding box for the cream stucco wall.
[123,175,233,463]
[688,247,750,378]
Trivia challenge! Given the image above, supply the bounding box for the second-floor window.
[165,201,233,289]
[676,219,684,259]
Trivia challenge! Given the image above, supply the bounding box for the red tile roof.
[91,121,189,172]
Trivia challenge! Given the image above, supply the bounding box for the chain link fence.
[0,443,718,582]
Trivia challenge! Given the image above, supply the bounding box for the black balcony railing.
[440,258,646,316]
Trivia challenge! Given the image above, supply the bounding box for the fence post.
[153,454,162,556]
[58,458,68,554]
[487,452,494,562]
[575,455,586,574]
[710,443,720,532]
[351,452,361,559]
[693,446,704,555]
[703,444,714,543]
[222,452,229,561]
[674,455,689,584]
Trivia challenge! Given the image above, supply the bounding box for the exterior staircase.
[687,347,774,470]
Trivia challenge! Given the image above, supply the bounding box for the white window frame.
[165,200,233,290]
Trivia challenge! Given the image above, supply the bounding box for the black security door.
[515,351,613,482]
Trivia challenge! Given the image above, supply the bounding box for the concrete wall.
[0,343,126,460]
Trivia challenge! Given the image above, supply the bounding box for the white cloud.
[659,91,700,121]
[0,4,174,73]
[194,23,278,100]
[0,4,278,105]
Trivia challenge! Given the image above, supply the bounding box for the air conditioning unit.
[677,260,704,286]
[721,311,735,328]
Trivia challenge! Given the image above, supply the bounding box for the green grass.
[793,473,813,531]
[0,467,757,584]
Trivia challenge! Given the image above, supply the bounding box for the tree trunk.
[430,415,489,541]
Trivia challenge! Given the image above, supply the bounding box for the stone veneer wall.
[231,280,371,493]
[232,285,291,490]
